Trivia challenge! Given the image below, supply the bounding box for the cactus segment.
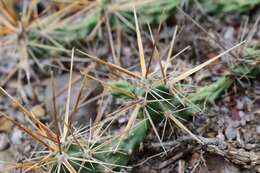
[56,119,148,173]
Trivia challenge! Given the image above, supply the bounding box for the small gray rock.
[225,125,237,141]
[10,127,23,145]
[0,133,9,151]
[236,99,244,110]
[256,126,260,134]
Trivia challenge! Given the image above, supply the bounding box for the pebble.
[0,116,13,133]
[10,127,23,145]
[255,165,260,173]
[232,120,240,128]
[239,111,245,118]
[244,97,253,111]
[24,143,31,153]
[216,129,225,141]
[240,119,246,126]
[236,99,244,110]
[0,133,9,151]
[31,105,45,120]
[16,112,26,123]
[245,113,254,122]
[220,106,229,113]
[256,126,260,134]
[225,125,237,141]
[118,116,127,124]
[224,27,235,42]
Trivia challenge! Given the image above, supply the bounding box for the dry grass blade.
[115,104,141,151]
[93,90,108,130]
[34,2,97,37]
[148,88,177,110]
[0,160,47,172]
[243,15,260,49]
[51,72,62,154]
[68,156,128,171]
[23,154,55,172]
[63,48,75,141]
[0,111,56,151]
[97,100,142,138]
[169,46,191,62]
[0,87,56,139]
[63,159,78,173]
[68,75,87,126]
[177,7,239,60]
[80,72,136,99]
[171,41,246,84]
[19,42,31,87]
[134,6,146,78]
[152,46,191,85]
[105,12,119,65]
[145,21,162,78]
[166,112,203,144]
[24,0,38,26]
[144,107,166,152]
[28,1,77,29]
[0,1,16,25]
[77,49,141,80]
[27,42,70,53]
[0,14,17,33]
[164,26,178,75]
[147,24,166,83]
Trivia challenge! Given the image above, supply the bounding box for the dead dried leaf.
[0,116,13,133]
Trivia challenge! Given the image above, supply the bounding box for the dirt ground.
[0,1,260,173]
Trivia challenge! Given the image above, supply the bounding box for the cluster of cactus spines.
[51,119,148,173]
[111,46,260,125]
[231,46,260,77]
[111,76,233,123]
[1,0,179,52]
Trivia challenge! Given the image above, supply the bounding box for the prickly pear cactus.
[199,0,260,15]
[111,77,233,122]
[117,0,179,24]
[232,46,260,77]
[55,119,148,173]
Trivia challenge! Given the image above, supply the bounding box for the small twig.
[158,146,194,169]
